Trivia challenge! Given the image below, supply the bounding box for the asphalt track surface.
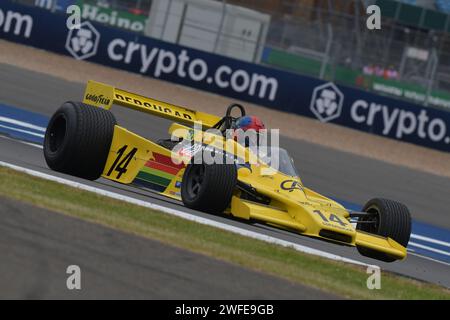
[0,64,449,291]
[0,196,334,299]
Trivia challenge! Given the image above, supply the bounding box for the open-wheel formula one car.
[43,80,412,262]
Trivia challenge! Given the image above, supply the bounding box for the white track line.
[20,141,43,149]
[0,160,378,269]
[0,116,46,132]
[408,242,450,257]
[410,234,450,248]
[0,124,45,138]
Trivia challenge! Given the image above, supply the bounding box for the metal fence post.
[161,0,173,39]
[320,23,333,80]
[213,0,227,54]
[425,49,438,107]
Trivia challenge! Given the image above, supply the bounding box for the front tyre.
[43,101,116,180]
[356,198,412,262]
[181,163,237,214]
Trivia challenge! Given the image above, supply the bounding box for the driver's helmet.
[232,115,265,147]
[234,116,265,132]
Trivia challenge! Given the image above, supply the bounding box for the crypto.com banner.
[1,0,450,152]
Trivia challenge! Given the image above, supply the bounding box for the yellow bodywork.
[83,80,407,262]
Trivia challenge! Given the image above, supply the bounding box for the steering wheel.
[213,103,246,133]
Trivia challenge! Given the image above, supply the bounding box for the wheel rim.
[186,165,205,198]
[360,205,380,233]
[48,114,67,153]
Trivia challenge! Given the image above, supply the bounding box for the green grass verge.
[0,166,449,299]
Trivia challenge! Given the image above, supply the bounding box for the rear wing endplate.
[82,80,220,128]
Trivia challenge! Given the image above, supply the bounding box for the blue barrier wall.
[1,0,450,152]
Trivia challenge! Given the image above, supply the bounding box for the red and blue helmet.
[234,116,265,132]
[232,116,265,146]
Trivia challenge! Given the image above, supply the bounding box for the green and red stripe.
[133,153,185,191]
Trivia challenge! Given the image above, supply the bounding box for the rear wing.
[82,80,221,128]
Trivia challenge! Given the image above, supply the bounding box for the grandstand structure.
[225,0,450,108]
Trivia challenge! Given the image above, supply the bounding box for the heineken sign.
[77,1,147,33]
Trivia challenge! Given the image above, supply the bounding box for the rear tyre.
[43,101,116,180]
[181,163,237,214]
[356,198,411,262]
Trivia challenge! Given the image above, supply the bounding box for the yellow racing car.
[43,81,412,263]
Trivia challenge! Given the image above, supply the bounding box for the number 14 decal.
[106,145,138,179]
[314,210,348,227]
